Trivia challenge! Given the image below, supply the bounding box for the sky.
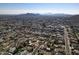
[0,3,79,15]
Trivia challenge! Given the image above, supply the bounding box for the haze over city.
[0,3,79,15]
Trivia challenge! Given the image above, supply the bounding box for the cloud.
[0,9,79,15]
[0,10,27,14]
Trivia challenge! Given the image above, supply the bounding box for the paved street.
[63,26,71,55]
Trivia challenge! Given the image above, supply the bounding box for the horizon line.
[0,13,78,15]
